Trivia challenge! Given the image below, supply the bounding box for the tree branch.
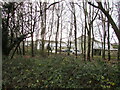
[88,2,99,9]
[89,9,99,25]
[46,2,60,10]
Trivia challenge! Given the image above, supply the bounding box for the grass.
[2,54,120,89]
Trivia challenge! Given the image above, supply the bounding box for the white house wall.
[36,41,67,50]
[76,36,115,52]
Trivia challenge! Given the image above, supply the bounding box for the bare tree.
[91,2,95,59]
[21,4,25,55]
[55,2,63,54]
[48,5,55,55]
[83,1,87,60]
[59,3,64,54]
[70,2,77,58]
[55,3,60,54]
[30,3,34,57]
[2,2,32,58]
[118,1,120,60]
[87,3,92,61]
[101,11,106,60]
[39,2,47,55]
[87,1,99,61]
[88,1,120,43]
[68,9,73,55]
[107,1,110,61]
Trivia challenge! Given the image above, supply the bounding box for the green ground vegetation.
[2,54,120,89]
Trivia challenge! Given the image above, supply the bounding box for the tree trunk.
[107,19,110,61]
[30,3,34,57]
[87,4,92,61]
[60,16,62,54]
[71,2,77,58]
[118,1,120,60]
[55,16,59,54]
[21,6,25,55]
[100,11,106,60]
[48,5,55,55]
[60,3,63,54]
[118,43,120,60]
[83,1,87,61]
[102,20,106,60]
[2,9,10,56]
[40,2,46,55]
[106,1,110,61]
[81,24,84,55]
[91,3,95,59]
[55,4,60,54]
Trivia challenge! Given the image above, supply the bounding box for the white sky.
[21,0,119,44]
[0,0,119,44]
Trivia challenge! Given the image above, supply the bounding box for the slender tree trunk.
[55,16,59,54]
[83,1,87,61]
[55,4,60,54]
[101,11,106,60]
[44,3,47,52]
[91,34,94,58]
[10,3,15,45]
[26,40,29,52]
[106,1,110,61]
[87,32,91,59]
[18,45,22,55]
[59,26,62,54]
[30,3,34,57]
[87,30,91,61]
[31,33,34,57]
[67,9,73,55]
[87,4,92,61]
[59,3,63,54]
[10,42,21,59]
[103,22,106,60]
[81,25,84,55]
[60,14,62,54]
[71,2,77,58]
[118,1,120,60]
[10,33,24,59]
[118,43,120,60]
[91,3,94,59]
[22,41,25,55]
[40,2,46,55]
[74,11,77,58]
[21,6,25,55]
[107,19,110,61]
[48,5,55,55]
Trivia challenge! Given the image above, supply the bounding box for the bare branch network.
[1,0,118,3]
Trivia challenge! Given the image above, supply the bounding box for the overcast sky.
[5,0,117,44]
[24,0,119,44]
